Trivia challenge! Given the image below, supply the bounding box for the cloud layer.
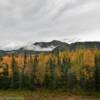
[0,0,100,43]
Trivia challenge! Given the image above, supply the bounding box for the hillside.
[0,40,100,55]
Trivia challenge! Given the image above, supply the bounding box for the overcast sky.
[0,0,100,44]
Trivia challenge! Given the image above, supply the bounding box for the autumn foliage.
[0,49,99,91]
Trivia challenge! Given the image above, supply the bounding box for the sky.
[0,0,100,45]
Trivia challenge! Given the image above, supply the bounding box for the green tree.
[0,57,10,89]
[44,66,51,88]
[60,57,70,88]
[10,54,19,89]
[80,65,95,91]
[44,57,56,89]
[49,58,56,89]
[95,55,100,92]
[30,55,38,88]
[21,51,33,90]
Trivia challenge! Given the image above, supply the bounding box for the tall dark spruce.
[95,55,100,92]
[10,54,19,89]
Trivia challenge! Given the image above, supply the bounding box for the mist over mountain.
[0,40,100,56]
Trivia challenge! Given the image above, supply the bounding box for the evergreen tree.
[67,71,77,90]
[95,55,100,92]
[60,57,70,89]
[0,57,10,89]
[30,55,38,88]
[80,65,95,91]
[10,54,19,89]
[19,51,27,89]
[44,56,56,89]
[44,66,51,88]
[21,51,34,90]
[49,57,57,89]
[18,68,25,89]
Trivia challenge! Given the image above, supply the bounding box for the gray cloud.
[0,0,100,43]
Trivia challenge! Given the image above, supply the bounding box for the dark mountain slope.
[0,41,100,55]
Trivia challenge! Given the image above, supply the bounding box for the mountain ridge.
[0,40,100,55]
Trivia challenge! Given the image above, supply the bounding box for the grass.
[0,89,99,100]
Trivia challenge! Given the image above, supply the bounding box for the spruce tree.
[45,57,56,89]
[44,66,50,88]
[30,55,38,88]
[49,58,56,89]
[0,57,10,89]
[80,65,95,91]
[95,55,100,92]
[22,51,34,90]
[60,57,70,89]
[10,54,19,89]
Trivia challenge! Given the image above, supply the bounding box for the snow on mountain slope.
[0,41,26,51]
[0,41,56,51]
[23,44,56,51]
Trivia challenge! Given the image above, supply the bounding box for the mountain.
[0,40,100,55]
[70,42,100,50]
[34,40,67,47]
[53,41,100,52]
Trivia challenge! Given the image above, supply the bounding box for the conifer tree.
[0,57,10,89]
[22,51,33,90]
[60,57,70,88]
[30,55,38,88]
[49,57,56,89]
[95,55,100,92]
[44,56,56,89]
[10,54,19,89]
[44,66,50,88]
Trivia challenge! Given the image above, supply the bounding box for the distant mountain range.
[0,40,100,55]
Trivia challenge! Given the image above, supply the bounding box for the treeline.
[0,50,99,92]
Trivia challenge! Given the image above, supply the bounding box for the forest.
[0,49,100,93]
